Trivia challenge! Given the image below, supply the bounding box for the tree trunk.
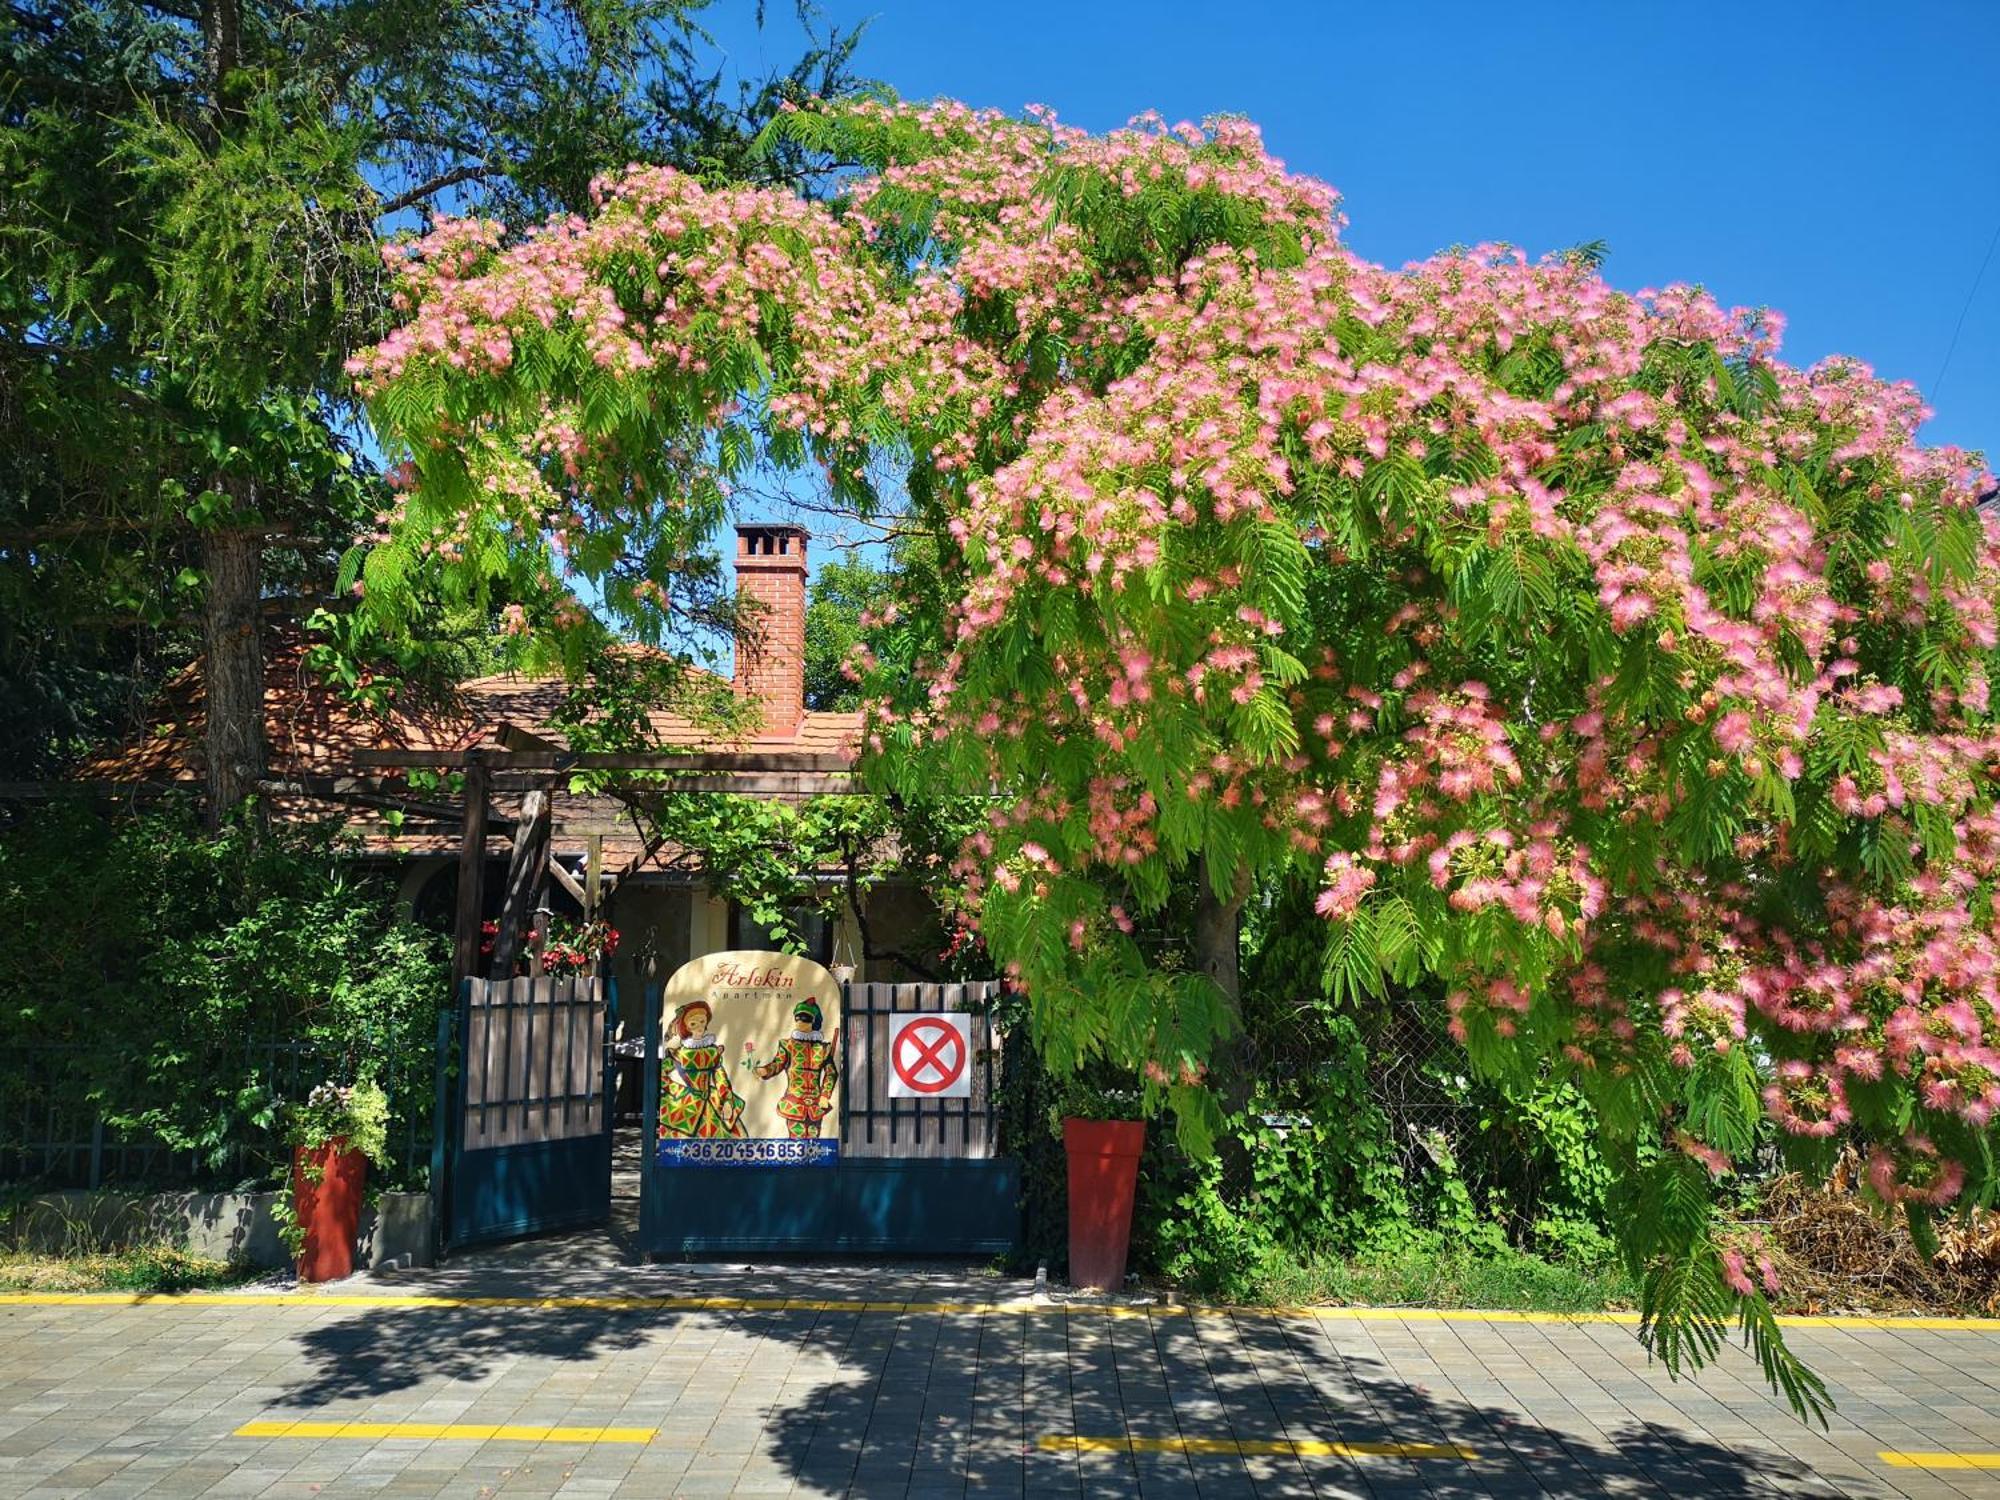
[193,0,260,832]
[1195,853,1254,1186]
[200,524,265,829]
[1195,864,1252,1093]
[201,0,241,118]
[1194,862,1245,1014]
[489,789,551,977]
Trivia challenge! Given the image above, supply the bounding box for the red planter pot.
[291,1140,368,1283]
[1063,1117,1145,1291]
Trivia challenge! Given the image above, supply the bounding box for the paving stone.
[6,1267,2000,1497]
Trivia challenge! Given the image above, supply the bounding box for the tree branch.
[378,163,497,216]
[0,520,307,541]
[842,843,946,981]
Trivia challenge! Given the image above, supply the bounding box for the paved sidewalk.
[3,1261,2000,1498]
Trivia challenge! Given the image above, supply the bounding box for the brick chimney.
[732,523,808,737]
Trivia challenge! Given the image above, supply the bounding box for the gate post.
[638,981,661,1261]
[429,986,462,1261]
[603,977,620,1135]
[451,757,488,994]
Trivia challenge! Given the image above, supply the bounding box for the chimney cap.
[734,522,808,563]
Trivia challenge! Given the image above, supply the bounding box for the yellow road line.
[1879,1451,2000,1471]
[1041,1434,1477,1461]
[235,1420,654,1444]
[5,1291,1997,1332]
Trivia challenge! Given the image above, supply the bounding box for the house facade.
[80,523,950,1004]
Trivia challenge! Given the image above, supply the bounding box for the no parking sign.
[887,1013,973,1099]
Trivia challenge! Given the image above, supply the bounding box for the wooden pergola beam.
[9,759,858,801]
[256,777,520,828]
[0,780,191,798]
[546,850,588,907]
[353,748,856,774]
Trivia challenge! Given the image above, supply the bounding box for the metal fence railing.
[1,981,1529,1229]
[1368,1004,1483,1164]
[1,1040,434,1193]
[838,980,1004,1159]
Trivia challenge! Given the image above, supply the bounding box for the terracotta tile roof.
[84,646,860,781]
[77,636,862,874]
[455,671,861,760]
[74,638,483,783]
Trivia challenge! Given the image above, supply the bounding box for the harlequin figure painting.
[659,1000,747,1140]
[754,998,839,1139]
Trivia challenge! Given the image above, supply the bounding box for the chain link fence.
[1238,978,1597,1250]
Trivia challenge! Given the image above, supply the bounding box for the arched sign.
[656,950,843,1167]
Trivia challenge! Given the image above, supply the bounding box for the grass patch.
[1171,1246,1637,1313]
[0,1247,257,1294]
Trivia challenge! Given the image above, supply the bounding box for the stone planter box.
[2,1188,434,1271]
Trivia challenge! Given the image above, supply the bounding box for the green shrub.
[1136,982,1632,1296]
[96,1246,250,1293]
[287,1078,392,1165]
[0,802,447,1188]
[1142,1017,1415,1295]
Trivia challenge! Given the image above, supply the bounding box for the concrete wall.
[4,1189,434,1271]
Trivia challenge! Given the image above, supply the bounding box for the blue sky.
[717,0,2000,456]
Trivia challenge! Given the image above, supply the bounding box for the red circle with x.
[892,1016,966,1094]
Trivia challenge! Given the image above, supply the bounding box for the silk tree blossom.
[1314,852,1375,919]
[355,99,2000,1407]
[1868,1134,1969,1208]
[1764,1060,1851,1138]
[1718,1230,1783,1297]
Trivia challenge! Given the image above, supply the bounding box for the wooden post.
[489,788,551,977]
[451,754,490,992]
[584,834,603,921]
[545,853,588,907]
[528,911,548,978]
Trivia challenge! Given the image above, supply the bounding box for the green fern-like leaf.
[1739,1298,1832,1426]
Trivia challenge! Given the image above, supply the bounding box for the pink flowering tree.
[352,100,2000,1413]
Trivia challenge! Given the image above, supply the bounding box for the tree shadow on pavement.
[267,1275,1882,1498]
[759,1303,1874,1499]
[268,1265,1007,1411]
[277,1304,658,1408]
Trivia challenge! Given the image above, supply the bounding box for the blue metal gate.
[435,976,615,1251]
[640,980,1019,1254]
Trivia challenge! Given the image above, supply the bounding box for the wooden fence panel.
[460,977,607,1149]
